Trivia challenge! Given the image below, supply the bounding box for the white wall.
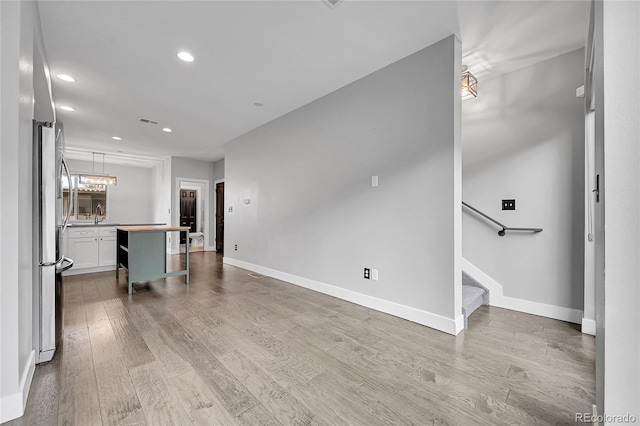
[151,157,172,229]
[213,158,225,182]
[462,49,585,318]
[0,1,52,422]
[66,159,155,224]
[224,35,462,334]
[600,0,640,420]
[170,157,216,252]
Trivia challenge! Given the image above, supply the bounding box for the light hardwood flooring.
[10,252,595,425]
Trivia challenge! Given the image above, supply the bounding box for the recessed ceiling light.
[112,136,122,141]
[59,105,75,112]
[162,127,172,133]
[56,74,76,82]
[177,51,195,62]
[254,102,264,107]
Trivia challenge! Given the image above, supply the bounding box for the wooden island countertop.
[116,225,190,232]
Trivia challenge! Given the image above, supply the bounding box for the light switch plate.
[371,269,379,281]
[228,205,233,213]
[371,176,379,187]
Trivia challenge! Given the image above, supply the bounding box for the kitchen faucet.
[94,203,104,224]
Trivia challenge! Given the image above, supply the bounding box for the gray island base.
[116,225,191,294]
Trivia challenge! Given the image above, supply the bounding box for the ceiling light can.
[177,51,195,62]
[57,74,76,82]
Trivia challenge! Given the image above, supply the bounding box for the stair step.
[462,282,489,328]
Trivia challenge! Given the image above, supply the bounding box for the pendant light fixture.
[79,152,117,186]
[461,65,478,100]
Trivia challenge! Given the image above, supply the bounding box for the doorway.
[174,178,210,254]
[215,181,224,253]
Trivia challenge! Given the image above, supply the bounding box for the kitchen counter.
[116,225,187,232]
[67,222,166,228]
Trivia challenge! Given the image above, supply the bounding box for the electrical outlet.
[372,269,379,281]
[363,268,370,279]
[502,199,516,210]
[234,244,238,251]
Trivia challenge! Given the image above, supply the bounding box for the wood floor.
[11,252,595,425]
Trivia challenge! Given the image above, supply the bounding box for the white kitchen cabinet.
[64,226,117,275]
[66,236,99,269]
[99,236,116,266]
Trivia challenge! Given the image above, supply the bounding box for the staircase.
[462,271,489,328]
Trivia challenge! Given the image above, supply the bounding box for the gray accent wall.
[225,35,462,323]
[67,159,155,224]
[462,49,585,310]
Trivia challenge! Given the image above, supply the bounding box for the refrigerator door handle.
[60,154,72,234]
[40,256,63,268]
[56,257,74,273]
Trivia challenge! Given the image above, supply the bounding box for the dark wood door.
[180,190,197,244]
[216,182,224,252]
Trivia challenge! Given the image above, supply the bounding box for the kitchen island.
[116,225,190,294]
[63,223,166,276]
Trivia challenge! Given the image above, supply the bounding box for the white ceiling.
[39,0,588,163]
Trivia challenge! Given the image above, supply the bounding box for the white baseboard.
[63,265,115,276]
[0,350,35,423]
[223,257,462,335]
[581,318,596,336]
[462,258,583,324]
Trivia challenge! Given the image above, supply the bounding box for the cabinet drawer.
[67,228,98,239]
[99,227,117,237]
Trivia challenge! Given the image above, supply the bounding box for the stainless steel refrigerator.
[33,120,74,364]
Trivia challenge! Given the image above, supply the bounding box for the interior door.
[216,182,224,252]
[180,190,197,244]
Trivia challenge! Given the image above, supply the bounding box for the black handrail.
[462,201,543,237]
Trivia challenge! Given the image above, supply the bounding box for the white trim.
[213,179,225,252]
[63,264,115,276]
[223,257,462,335]
[0,350,35,423]
[582,318,596,336]
[175,177,210,254]
[462,258,583,324]
[0,392,22,423]
[65,146,167,168]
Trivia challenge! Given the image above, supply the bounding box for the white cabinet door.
[99,236,116,266]
[67,237,99,269]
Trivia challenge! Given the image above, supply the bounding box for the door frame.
[174,177,210,254]
[213,179,225,252]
